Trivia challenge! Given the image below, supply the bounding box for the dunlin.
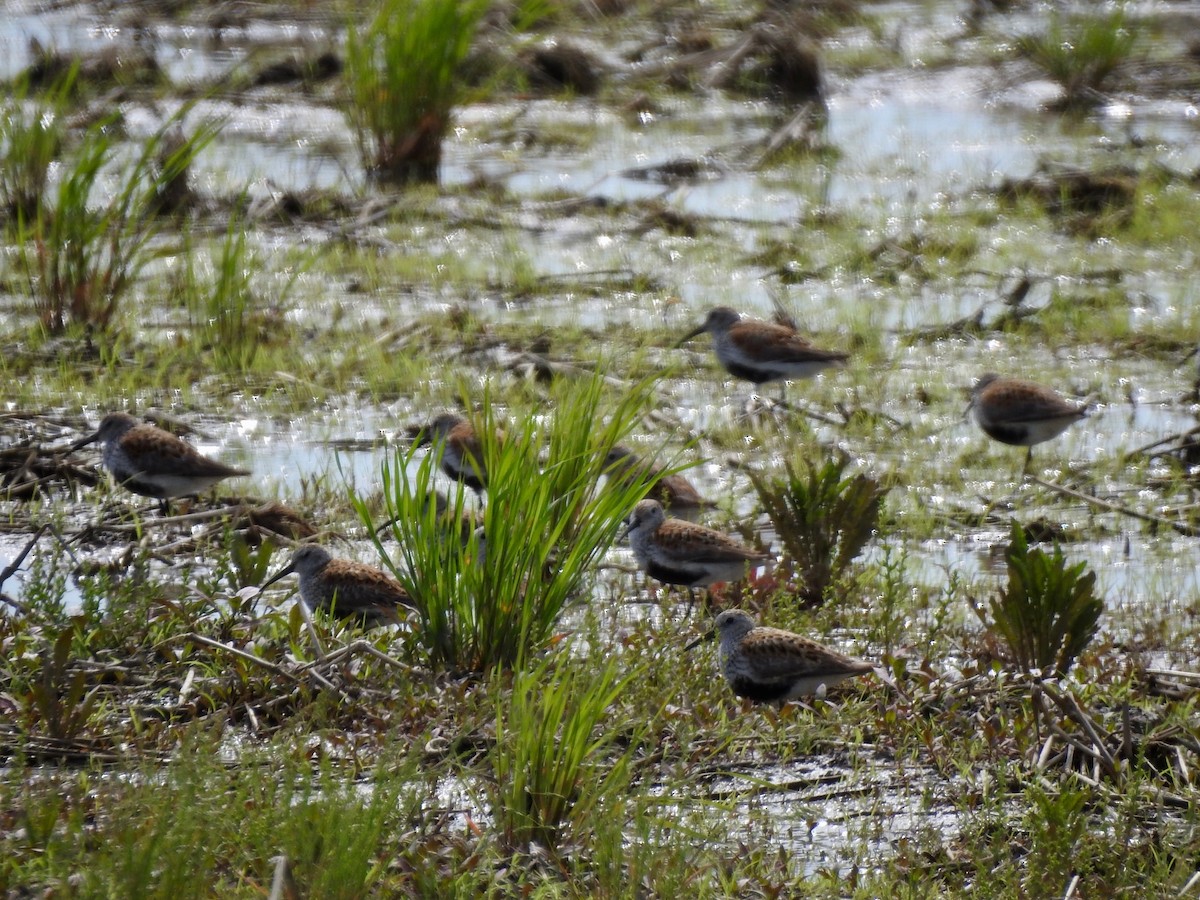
[676,306,848,398]
[604,445,714,521]
[967,373,1088,472]
[693,608,873,702]
[416,413,489,495]
[260,544,414,627]
[622,499,771,599]
[72,411,248,511]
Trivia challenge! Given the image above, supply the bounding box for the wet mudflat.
[2,0,1200,895]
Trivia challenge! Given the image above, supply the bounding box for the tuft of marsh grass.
[344,0,490,184]
[0,67,74,228]
[17,109,218,334]
[355,370,659,672]
[488,650,645,851]
[181,204,297,372]
[1018,7,1136,108]
[974,523,1103,677]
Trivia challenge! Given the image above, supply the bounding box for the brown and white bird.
[260,544,414,627]
[967,373,1088,473]
[622,499,771,598]
[603,445,715,521]
[677,306,848,398]
[71,411,248,512]
[695,608,873,703]
[416,413,490,495]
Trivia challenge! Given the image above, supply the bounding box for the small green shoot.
[184,204,289,372]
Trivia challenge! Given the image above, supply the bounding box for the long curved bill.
[67,429,101,452]
[683,628,714,652]
[673,322,707,349]
[259,562,297,593]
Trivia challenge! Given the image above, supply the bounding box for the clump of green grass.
[355,371,656,671]
[182,205,293,372]
[749,451,887,606]
[17,111,217,333]
[1018,7,1135,109]
[0,68,74,228]
[344,0,489,184]
[489,651,643,851]
[976,524,1103,676]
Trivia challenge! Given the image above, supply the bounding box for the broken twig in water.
[1028,476,1200,537]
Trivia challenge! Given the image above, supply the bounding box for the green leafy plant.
[344,0,489,184]
[1022,782,1090,890]
[749,452,887,606]
[489,651,643,851]
[354,372,656,672]
[26,625,98,741]
[18,108,218,333]
[1018,8,1135,109]
[0,67,74,228]
[226,532,278,592]
[979,524,1103,676]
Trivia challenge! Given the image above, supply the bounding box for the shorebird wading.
[417,413,490,495]
[676,306,848,401]
[967,373,1088,473]
[72,412,248,512]
[694,608,873,702]
[622,499,771,601]
[260,544,414,627]
[604,445,714,521]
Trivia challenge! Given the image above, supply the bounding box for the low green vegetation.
[182,205,296,373]
[7,93,216,334]
[750,452,888,607]
[344,0,490,184]
[0,68,73,227]
[354,373,655,671]
[490,652,645,852]
[976,523,1103,676]
[1018,7,1136,108]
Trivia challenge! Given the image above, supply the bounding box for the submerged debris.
[522,39,603,95]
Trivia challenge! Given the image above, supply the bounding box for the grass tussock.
[489,651,644,851]
[355,370,658,672]
[344,0,490,184]
[0,68,73,228]
[15,107,218,334]
[1018,7,1136,108]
